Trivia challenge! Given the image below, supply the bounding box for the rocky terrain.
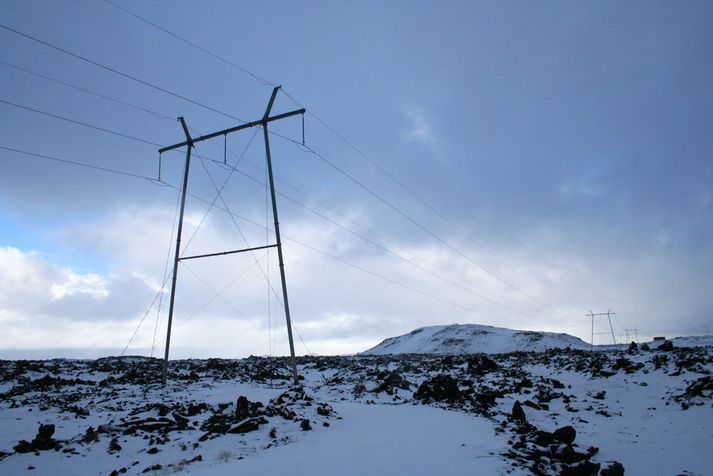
[0,340,711,475]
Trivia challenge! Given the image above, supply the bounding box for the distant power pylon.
[587,309,617,349]
[158,86,305,386]
[622,328,639,344]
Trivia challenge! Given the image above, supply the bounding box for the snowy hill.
[362,323,592,355]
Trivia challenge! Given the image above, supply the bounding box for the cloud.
[403,106,438,147]
[1,200,711,358]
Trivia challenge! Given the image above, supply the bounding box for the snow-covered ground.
[1,339,711,475]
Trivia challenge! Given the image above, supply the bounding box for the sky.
[1,0,712,359]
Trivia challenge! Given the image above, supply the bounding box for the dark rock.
[82,426,99,443]
[510,400,527,423]
[627,341,638,353]
[523,400,542,410]
[235,396,250,420]
[658,340,674,351]
[600,461,625,476]
[592,391,606,400]
[228,417,268,434]
[269,427,277,439]
[36,424,55,441]
[561,460,601,475]
[413,375,463,404]
[13,440,33,454]
[467,355,498,375]
[108,437,122,453]
[300,419,312,431]
[316,404,333,416]
[552,425,576,445]
[371,371,410,394]
[640,343,650,351]
[17,423,61,452]
[146,447,159,455]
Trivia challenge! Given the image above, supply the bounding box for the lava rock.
[561,460,601,475]
[658,340,674,351]
[552,425,576,445]
[510,400,527,424]
[228,417,268,434]
[600,461,625,476]
[414,375,463,404]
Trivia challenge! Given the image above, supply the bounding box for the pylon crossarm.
[179,244,277,261]
[158,107,305,154]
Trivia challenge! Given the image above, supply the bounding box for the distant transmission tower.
[587,309,617,349]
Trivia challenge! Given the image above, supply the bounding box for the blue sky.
[1,0,711,358]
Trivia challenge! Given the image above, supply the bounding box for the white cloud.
[403,106,438,147]
[1,201,711,358]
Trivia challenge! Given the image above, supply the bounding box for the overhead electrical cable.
[91,2,570,318]
[0,23,247,124]
[102,0,275,87]
[0,59,174,121]
[198,155,541,319]
[286,140,559,315]
[0,145,162,182]
[0,143,526,326]
[0,98,163,148]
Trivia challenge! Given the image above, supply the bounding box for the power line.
[0,59,174,121]
[281,89,571,316]
[86,2,570,319]
[102,0,275,88]
[198,153,541,319]
[0,98,163,148]
[0,22,246,124]
[4,132,543,323]
[290,140,562,316]
[1,143,527,326]
[0,145,161,182]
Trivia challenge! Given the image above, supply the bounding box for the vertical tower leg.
[162,117,193,385]
[262,87,299,386]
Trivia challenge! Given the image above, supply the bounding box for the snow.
[362,323,591,355]
[190,402,508,476]
[1,328,711,475]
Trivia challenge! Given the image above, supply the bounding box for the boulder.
[600,461,625,476]
[511,400,527,424]
[552,425,576,445]
[413,375,463,404]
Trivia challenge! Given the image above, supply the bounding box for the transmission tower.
[587,309,617,350]
[158,86,304,385]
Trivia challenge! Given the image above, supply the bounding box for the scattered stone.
[228,417,268,434]
[658,340,674,352]
[510,400,527,424]
[82,426,99,443]
[413,375,463,404]
[552,425,576,445]
[600,461,625,476]
[14,423,61,453]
